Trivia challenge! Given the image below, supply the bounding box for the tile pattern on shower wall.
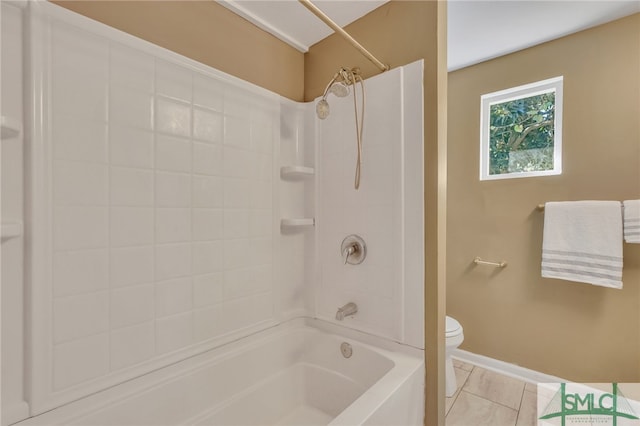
[49,23,275,391]
[317,69,403,340]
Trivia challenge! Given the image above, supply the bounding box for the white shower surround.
[1,2,424,425]
[314,61,424,347]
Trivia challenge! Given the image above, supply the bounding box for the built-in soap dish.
[1,116,22,140]
[280,218,315,228]
[280,166,315,180]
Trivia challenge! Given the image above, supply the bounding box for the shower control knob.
[341,235,366,265]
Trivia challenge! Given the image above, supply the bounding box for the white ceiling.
[218,1,387,52]
[218,0,640,71]
[447,1,640,71]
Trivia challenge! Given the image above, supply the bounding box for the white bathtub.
[18,318,424,426]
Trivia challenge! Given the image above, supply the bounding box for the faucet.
[335,302,358,321]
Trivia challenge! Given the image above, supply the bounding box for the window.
[480,76,563,180]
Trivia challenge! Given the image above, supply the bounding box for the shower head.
[315,67,359,119]
[328,81,350,98]
[316,99,330,120]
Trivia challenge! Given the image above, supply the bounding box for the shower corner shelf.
[1,116,22,140]
[280,218,315,229]
[280,166,315,180]
[1,222,23,240]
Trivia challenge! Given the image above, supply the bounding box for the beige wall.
[447,14,640,382]
[51,1,305,101]
[305,2,447,424]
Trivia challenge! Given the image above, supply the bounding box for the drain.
[340,342,353,358]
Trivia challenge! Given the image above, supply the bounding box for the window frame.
[479,76,563,181]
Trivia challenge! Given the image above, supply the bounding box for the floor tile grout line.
[452,360,475,373]
[460,388,523,412]
[514,382,527,425]
[457,366,473,391]
[457,360,542,388]
[447,364,531,426]
[446,365,474,418]
[445,390,460,416]
[447,390,520,426]
[462,366,529,409]
[445,386,463,416]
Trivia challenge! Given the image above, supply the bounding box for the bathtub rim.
[15,317,424,426]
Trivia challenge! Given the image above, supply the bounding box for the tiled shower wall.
[30,8,280,412]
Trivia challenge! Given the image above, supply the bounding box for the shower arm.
[320,72,341,100]
[320,68,354,100]
[298,0,389,72]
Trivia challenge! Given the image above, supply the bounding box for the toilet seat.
[446,316,462,338]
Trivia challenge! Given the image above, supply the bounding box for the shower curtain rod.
[298,0,389,72]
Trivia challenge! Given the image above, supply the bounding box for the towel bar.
[537,204,545,211]
[473,257,507,268]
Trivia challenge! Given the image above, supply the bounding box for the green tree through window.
[489,92,555,175]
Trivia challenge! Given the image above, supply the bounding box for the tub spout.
[336,302,358,321]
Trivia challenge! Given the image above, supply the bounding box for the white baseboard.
[452,349,567,384]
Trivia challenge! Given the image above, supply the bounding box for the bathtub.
[17,318,424,426]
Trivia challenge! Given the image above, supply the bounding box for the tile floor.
[446,359,538,426]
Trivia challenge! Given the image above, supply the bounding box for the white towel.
[623,200,640,243]
[541,201,623,289]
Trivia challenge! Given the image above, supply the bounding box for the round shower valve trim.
[341,234,367,265]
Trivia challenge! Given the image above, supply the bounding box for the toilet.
[445,316,464,397]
